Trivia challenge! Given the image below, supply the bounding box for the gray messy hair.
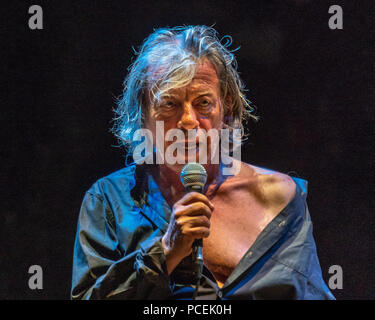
[112,25,257,151]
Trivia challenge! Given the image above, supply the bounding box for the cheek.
[146,110,179,132]
[152,107,181,125]
[198,118,214,130]
[199,109,224,130]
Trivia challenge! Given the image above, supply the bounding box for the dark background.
[1,0,374,299]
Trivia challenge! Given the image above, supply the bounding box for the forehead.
[193,59,219,83]
[148,58,220,97]
[187,59,219,92]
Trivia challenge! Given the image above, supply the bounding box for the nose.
[177,104,199,130]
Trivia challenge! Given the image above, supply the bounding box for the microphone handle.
[185,185,204,279]
[193,238,203,262]
[187,186,204,262]
[192,239,203,280]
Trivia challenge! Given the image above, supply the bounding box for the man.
[71,25,334,299]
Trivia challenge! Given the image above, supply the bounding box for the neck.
[151,162,226,207]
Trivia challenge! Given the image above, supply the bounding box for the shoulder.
[239,162,297,208]
[86,164,137,198]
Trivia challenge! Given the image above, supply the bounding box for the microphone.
[180,162,207,283]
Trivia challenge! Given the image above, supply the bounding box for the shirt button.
[217,291,223,298]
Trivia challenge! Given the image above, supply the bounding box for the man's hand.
[162,192,214,274]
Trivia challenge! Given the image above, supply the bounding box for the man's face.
[145,59,225,168]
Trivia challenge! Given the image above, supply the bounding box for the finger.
[178,215,210,229]
[178,192,214,210]
[175,202,212,219]
[182,226,210,239]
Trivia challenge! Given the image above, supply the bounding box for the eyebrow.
[193,93,215,101]
[192,91,214,96]
[189,85,215,94]
[161,91,215,100]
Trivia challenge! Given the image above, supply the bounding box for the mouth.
[173,140,200,150]
[185,142,199,151]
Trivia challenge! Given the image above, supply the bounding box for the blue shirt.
[71,163,335,300]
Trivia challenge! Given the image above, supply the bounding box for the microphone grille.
[180,163,207,189]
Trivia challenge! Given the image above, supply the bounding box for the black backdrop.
[2,0,374,300]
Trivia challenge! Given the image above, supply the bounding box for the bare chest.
[202,193,274,283]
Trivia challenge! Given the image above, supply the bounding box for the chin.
[178,148,213,166]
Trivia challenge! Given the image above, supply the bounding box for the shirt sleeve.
[230,196,335,300]
[71,191,173,300]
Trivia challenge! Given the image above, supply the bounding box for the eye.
[196,98,212,108]
[196,98,213,111]
[200,99,210,107]
[162,100,176,109]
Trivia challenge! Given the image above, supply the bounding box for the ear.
[223,95,234,124]
[224,95,234,116]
